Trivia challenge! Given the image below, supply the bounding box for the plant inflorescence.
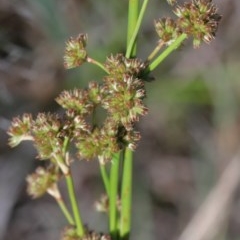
[8,0,221,239]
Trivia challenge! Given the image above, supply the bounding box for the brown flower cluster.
[64,34,88,69]
[8,41,148,196]
[9,53,148,166]
[26,166,60,198]
[155,0,221,47]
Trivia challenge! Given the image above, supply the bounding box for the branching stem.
[147,40,165,62]
[56,196,75,225]
[87,57,109,73]
[148,33,187,72]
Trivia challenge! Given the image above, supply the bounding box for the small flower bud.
[56,89,93,116]
[155,18,181,45]
[64,34,88,69]
[8,114,33,147]
[26,166,59,198]
[31,113,63,159]
[94,194,109,212]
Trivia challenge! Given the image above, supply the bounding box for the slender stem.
[119,1,139,240]
[47,183,75,225]
[56,197,75,225]
[65,171,85,236]
[126,0,149,58]
[148,33,187,72]
[60,137,85,236]
[99,162,110,196]
[127,0,139,56]
[109,152,121,239]
[146,40,164,62]
[87,57,109,73]
[119,149,133,240]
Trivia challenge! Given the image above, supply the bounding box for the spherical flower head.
[31,113,63,159]
[75,129,101,160]
[155,18,181,45]
[26,166,59,198]
[56,89,94,116]
[75,125,120,163]
[64,34,88,69]
[174,0,221,48]
[102,75,148,130]
[8,113,33,147]
[104,54,146,79]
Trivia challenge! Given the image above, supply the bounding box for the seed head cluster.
[155,0,221,47]
[26,166,60,198]
[64,34,88,69]
[9,52,148,168]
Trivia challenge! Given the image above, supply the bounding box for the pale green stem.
[119,1,139,239]
[127,0,139,56]
[56,197,75,225]
[146,40,164,62]
[148,33,187,71]
[126,0,149,58]
[119,149,133,240]
[58,138,85,236]
[87,56,109,73]
[65,172,85,236]
[99,162,110,196]
[109,152,121,239]
[48,183,74,225]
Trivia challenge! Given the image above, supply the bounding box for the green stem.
[87,57,109,73]
[47,183,75,226]
[126,0,149,58]
[119,149,133,240]
[118,1,139,239]
[99,162,110,196]
[127,0,139,56]
[146,40,164,62]
[60,137,85,236]
[147,33,187,72]
[109,152,121,239]
[56,197,75,225]
[65,172,85,236]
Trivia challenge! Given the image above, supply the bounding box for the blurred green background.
[1,0,240,240]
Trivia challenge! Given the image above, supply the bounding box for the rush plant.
[8,1,221,240]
